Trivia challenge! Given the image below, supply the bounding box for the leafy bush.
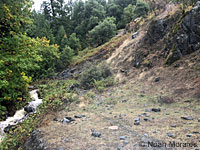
[89,17,117,47]
[94,77,115,93]
[134,0,150,18]
[80,62,112,89]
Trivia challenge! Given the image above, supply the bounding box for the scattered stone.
[56,148,65,150]
[181,116,193,120]
[186,134,192,137]
[117,146,122,150]
[108,126,119,130]
[122,100,127,103]
[141,113,147,117]
[184,100,191,103]
[198,118,200,122]
[144,133,148,137]
[63,118,71,124]
[144,118,149,121]
[193,131,200,134]
[120,136,126,140]
[109,112,112,114]
[154,77,160,82]
[153,131,157,134]
[53,118,58,121]
[64,138,70,142]
[123,140,129,145]
[167,133,176,138]
[65,117,75,121]
[134,121,140,125]
[24,106,35,113]
[166,113,170,115]
[171,125,176,128]
[91,129,101,138]
[74,115,86,118]
[4,125,16,133]
[152,108,161,112]
[145,108,151,112]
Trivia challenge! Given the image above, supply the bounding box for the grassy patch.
[72,34,130,66]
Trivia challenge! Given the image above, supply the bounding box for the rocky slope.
[23,2,200,150]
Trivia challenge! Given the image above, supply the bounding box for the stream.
[0,89,42,143]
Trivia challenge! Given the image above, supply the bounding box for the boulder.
[23,130,47,150]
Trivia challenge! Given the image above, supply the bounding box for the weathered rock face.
[23,130,47,150]
[144,19,169,46]
[164,1,200,64]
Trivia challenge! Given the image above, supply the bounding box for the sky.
[32,0,44,11]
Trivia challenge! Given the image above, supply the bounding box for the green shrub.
[80,62,112,89]
[94,77,115,93]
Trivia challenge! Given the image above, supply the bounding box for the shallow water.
[0,89,42,142]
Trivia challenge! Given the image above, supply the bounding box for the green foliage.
[80,62,112,89]
[0,79,79,149]
[134,0,150,18]
[56,46,74,71]
[56,25,67,45]
[94,77,115,93]
[89,17,117,47]
[123,4,136,24]
[68,33,81,55]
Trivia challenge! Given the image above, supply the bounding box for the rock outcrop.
[23,130,47,150]
[164,1,200,64]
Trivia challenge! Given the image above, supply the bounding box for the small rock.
[4,125,16,133]
[117,146,122,150]
[135,118,140,121]
[56,148,65,150]
[186,134,192,137]
[181,116,193,120]
[152,108,161,112]
[198,118,200,122]
[145,108,151,112]
[167,133,176,138]
[24,106,35,113]
[193,131,200,134]
[108,126,118,130]
[65,117,75,121]
[109,112,112,114]
[123,140,129,145]
[171,125,176,128]
[154,77,160,82]
[144,118,149,121]
[120,136,126,140]
[53,118,58,121]
[144,133,148,137]
[91,132,101,137]
[134,121,140,125]
[74,115,86,118]
[64,138,70,142]
[63,118,71,124]
[141,113,147,117]
[153,131,157,134]
[122,100,127,103]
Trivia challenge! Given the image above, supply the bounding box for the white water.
[0,89,42,142]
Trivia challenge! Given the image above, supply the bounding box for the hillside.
[21,1,200,150]
[0,0,200,150]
